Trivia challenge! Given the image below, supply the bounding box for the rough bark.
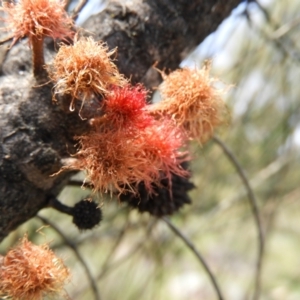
[0,0,242,241]
[83,0,241,88]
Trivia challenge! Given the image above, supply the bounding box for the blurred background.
[1,0,300,299]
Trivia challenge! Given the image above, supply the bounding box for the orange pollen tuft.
[149,65,229,143]
[1,0,74,41]
[49,37,127,110]
[0,235,69,300]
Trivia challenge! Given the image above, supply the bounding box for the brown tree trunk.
[0,0,242,241]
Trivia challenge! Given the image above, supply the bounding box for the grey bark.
[0,0,242,241]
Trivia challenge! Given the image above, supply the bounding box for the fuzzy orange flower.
[1,0,74,42]
[49,37,127,110]
[150,65,228,143]
[64,115,188,195]
[0,235,69,300]
[65,130,155,195]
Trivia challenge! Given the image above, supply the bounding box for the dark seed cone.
[120,164,195,216]
[72,199,102,230]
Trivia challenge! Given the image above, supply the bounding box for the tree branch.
[0,0,242,240]
[212,135,264,300]
[37,215,101,300]
[83,0,242,88]
[162,217,224,300]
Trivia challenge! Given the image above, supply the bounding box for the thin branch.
[36,215,101,300]
[67,180,83,187]
[71,0,89,20]
[67,179,92,189]
[75,218,156,298]
[271,17,300,40]
[99,212,130,274]
[253,0,300,63]
[0,35,13,46]
[31,36,46,78]
[64,0,73,11]
[255,0,272,23]
[207,151,290,218]
[97,219,156,280]
[162,217,225,300]
[47,196,74,215]
[212,135,264,300]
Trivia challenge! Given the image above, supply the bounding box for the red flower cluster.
[65,84,188,195]
[46,34,228,198]
[103,85,151,129]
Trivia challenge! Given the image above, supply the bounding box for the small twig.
[64,0,73,11]
[31,36,47,79]
[71,0,89,20]
[0,35,14,46]
[67,180,83,187]
[202,153,290,222]
[67,179,93,189]
[97,219,156,280]
[213,135,264,300]
[47,196,74,215]
[252,0,300,63]
[162,217,225,300]
[36,215,101,300]
[75,219,156,298]
[271,17,300,40]
[99,212,130,273]
[254,0,271,23]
